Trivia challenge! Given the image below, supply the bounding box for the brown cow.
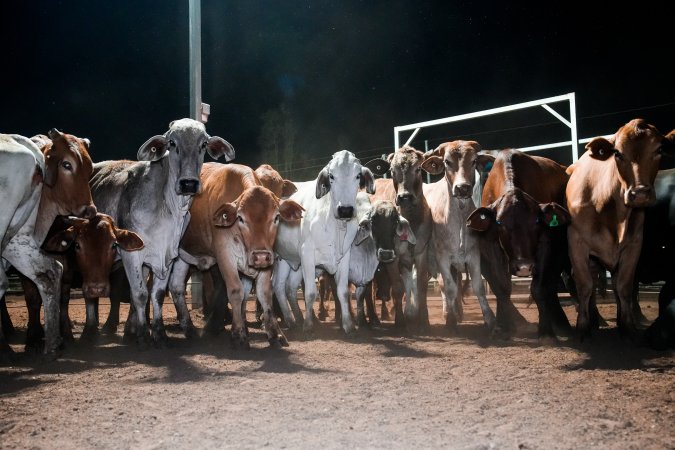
[169,163,303,348]
[22,214,143,346]
[422,140,496,332]
[0,129,96,357]
[567,119,675,339]
[467,149,572,338]
[366,146,434,330]
[255,164,297,198]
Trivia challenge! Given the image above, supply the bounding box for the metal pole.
[188,0,204,309]
[189,0,202,121]
[569,92,579,162]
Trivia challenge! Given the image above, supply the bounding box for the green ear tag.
[549,214,559,227]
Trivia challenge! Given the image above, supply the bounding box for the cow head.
[212,186,303,269]
[42,214,144,297]
[37,129,97,219]
[137,118,235,196]
[586,119,675,208]
[367,146,427,208]
[254,164,298,198]
[422,140,494,199]
[356,199,416,263]
[467,188,570,277]
[316,150,375,220]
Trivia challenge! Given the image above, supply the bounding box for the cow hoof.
[538,335,559,346]
[184,325,199,340]
[152,332,170,348]
[318,309,329,321]
[231,337,251,350]
[268,334,289,349]
[80,327,100,344]
[41,349,60,363]
[0,345,16,364]
[101,322,119,335]
[380,307,392,322]
[493,326,513,341]
[552,321,574,338]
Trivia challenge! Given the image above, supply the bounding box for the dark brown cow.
[467,149,572,337]
[366,146,434,330]
[169,163,303,348]
[255,164,297,198]
[22,214,143,346]
[567,119,675,339]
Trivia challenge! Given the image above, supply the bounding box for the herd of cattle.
[0,117,674,360]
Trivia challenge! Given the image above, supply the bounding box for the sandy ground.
[1,289,674,450]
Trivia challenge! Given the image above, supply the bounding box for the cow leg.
[0,269,14,360]
[0,295,14,339]
[256,271,288,348]
[356,284,368,327]
[329,275,341,323]
[645,281,675,349]
[402,265,417,328]
[415,251,431,332]
[102,267,127,335]
[272,258,298,329]
[148,271,171,347]
[318,276,329,321]
[81,295,101,342]
[167,258,197,339]
[334,261,356,335]
[613,253,641,340]
[21,277,45,351]
[120,253,151,346]
[568,231,595,340]
[479,240,519,337]
[468,258,496,334]
[385,263,405,329]
[5,235,63,357]
[363,281,380,326]
[300,260,319,334]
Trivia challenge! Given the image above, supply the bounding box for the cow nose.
[249,250,273,268]
[513,259,534,277]
[337,206,354,219]
[396,193,413,205]
[78,205,97,219]
[83,283,109,298]
[377,248,396,263]
[178,179,200,195]
[453,183,472,198]
[626,185,651,206]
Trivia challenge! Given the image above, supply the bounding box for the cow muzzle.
[377,248,396,263]
[512,259,534,277]
[336,206,354,219]
[248,250,273,269]
[452,182,472,199]
[83,282,110,298]
[625,185,653,207]
[77,205,98,219]
[177,178,201,195]
[396,192,414,206]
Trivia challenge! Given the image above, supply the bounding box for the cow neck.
[322,198,352,264]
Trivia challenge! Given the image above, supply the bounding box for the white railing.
[394,93,582,161]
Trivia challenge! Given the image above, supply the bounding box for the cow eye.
[274,214,280,224]
[416,167,421,173]
[200,141,207,151]
[169,140,176,147]
[112,242,118,249]
[238,215,244,224]
[656,146,663,155]
[329,173,334,181]
[614,151,624,161]
[356,173,361,180]
[62,161,73,171]
[444,160,450,166]
[74,242,81,250]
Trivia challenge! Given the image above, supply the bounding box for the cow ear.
[114,229,145,251]
[476,154,495,173]
[364,158,390,176]
[81,138,91,150]
[586,137,616,161]
[539,202,571,227]
[360,167,376,194]
[206,136,236,162]
[396,217,416,245]
[138,135,168,161]
[354,218,372,246]
[213,203,238,227]
[466,207,495,232]
[279,199,304,222]
[421,156,444,175]
[42,227,77,252]
[30,134,52,153]
[662,130,675,156]
[281,179,297,197]
[316,168,331,199]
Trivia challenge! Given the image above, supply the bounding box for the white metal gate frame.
[394,92,611,163]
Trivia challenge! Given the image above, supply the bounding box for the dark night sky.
[2,1,673,178]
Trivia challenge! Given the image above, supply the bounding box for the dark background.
[2,1,673,179]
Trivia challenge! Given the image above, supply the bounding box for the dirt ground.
[1,288,674,450]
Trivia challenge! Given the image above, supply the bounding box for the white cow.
[273,150,375,334]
